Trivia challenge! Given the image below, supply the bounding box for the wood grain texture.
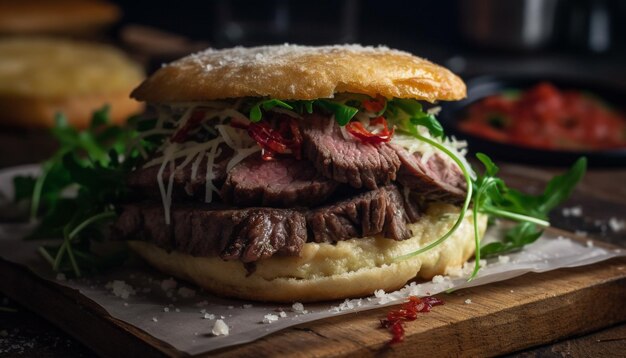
[1,240,624,357]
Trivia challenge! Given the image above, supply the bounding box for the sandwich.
[0,37,143,129]
[112,44,487,302]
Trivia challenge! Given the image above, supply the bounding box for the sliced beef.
[114,203,306,263]
[391,144,467,205]
[300,114,401,190]
[221,155,339,207]
[127,144,232,200]
[306,185,413,243]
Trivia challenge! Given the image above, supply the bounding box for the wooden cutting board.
[1,233,625,357]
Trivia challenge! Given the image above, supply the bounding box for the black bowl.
[438,75,626,167]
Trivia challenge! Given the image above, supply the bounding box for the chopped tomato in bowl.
[438,76,626,167]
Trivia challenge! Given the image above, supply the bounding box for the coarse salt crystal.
[263,314,279,324]
[586,240,594,248]
[292,302,305,313]
[465,299,472,304]
[609,217,625,232]
[212,319,229,336]
[163,307,169,312]
[105,280,136,300]
[562,206,583,217]
[152,317,158,322]
[498,255,510,264]
[432,275,445,283]
[279,311,287,318]
[204,313,215,320]
[374,289,386,298]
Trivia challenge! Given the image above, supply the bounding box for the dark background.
[110,0,626,84]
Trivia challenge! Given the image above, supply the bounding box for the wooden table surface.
[0,137,624,357]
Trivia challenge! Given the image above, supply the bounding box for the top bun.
[132,44,466,103]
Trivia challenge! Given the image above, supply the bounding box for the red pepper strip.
[362,95,386,113]
[232,117,303,161]
[346,116,394,144]
[380,296,444,344]
[171,110,206,143]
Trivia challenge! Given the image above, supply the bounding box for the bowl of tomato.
[439,76,626,167]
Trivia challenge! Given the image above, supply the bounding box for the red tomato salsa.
[459,82,626,151]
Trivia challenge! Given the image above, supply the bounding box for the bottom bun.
[128,203,487,302]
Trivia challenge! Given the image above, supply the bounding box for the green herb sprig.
[13,107,156,277]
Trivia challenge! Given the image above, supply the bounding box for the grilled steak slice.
[113,187,421,262]
[391,144,466,204]
[221,155,339,207]
[113,203,306,263]
[300,114,401,190]
[127,144,232,200]
[306,185,413,243]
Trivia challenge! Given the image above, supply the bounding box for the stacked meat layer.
[114,114,466,262]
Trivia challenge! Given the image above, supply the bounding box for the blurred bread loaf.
[0,0,120,36]
[0,37,144,128]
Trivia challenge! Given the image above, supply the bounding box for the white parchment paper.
[0,165,624,355]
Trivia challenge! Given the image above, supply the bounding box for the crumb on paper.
[586,240,594,248]
[464,299,472,304]
[292,302,305,313]
[263,314,279,324]
[56,273,66,281]
[105,280,136,300]
[279,311,287,318]
[609,217,625,232]
[203,313,215,320]
[432,275,445,284]
[177,287,196,298]
[163,307,169,312]
[212,319,229,336]
[160,278,177,291]
[498,255,510,264]
[562,206,583,217]
[510,290,515,293]
[374,289,386,298]
[152,317,158,322]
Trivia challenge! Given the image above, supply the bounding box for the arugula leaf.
[387,99,444,138]
[314,100,359,125]
[410,114,444,138]
[249,99,294,122]
[15,106,154,276]
[477,156,587,257]
[480,222,543,257]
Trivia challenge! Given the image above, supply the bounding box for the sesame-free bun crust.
[131,44,466,103]
[0,38,144,128]
[128,204,486,303]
